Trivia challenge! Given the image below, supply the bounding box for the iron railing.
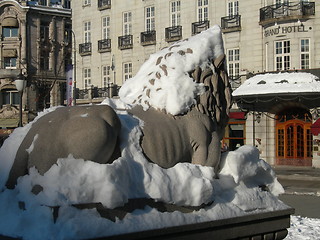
[191,20,209,35]
[98,0,111,10]
[118,35,133,50]
[165,26,182,42]
[78,85,119,99]
[260,2,315,23]
[140,31,156,46]
[79,42,92,55]
[98,39,111,52]
[221,15,241,31]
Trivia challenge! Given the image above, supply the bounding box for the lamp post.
[69,29,77,106]
[15,75,26,127]
[111,55,116,97]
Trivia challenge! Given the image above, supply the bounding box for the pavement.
[273,166,320,196]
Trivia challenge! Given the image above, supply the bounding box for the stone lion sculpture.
[6,55,231,189]
[6,27,232,189]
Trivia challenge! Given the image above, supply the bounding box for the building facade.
[0,0,71,145]
[71,0,320,167]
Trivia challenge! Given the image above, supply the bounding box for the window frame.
[170,1,181,27]
[227,48,240,78]
[84,68,91,89]
[102,16,110,40]
[274,40,291,71]
[123,62,132,83]
[84,21,91,43]
[123,11,132,35]
[197,0,209,22]
[2,26,19,38]
[102,65,111,88]
[145,6,155,32]
[300,38,310,69]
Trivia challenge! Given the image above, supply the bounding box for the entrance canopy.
[233,72,320,113]
[311,119,320,136]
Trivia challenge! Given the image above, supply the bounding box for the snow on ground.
[232,72,320,97]
[286,216,320,240]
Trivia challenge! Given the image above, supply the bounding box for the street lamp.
[71,29,77,106]
[15,74,26,127]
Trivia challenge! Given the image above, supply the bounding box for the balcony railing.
[98,39,111,52]
[221,15,241,32]
[118,35,133,50]
[192,20,209,35]
[141,31,156,46]
[165,26,182,42]
[79,42,92,56]
[98,0,111,10]
[260,2,315,25]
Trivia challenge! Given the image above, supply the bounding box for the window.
[102,16,110,39]
[145,6,155,31]
[228,1,239,16]
[170,1,181,27]
[84,21,91,43]
[197,0,208,21]
[2,90,19,105]
[123,62,132,82]
[83,0,91,6]
[102,65,111,88]
[3,27,18,38]
[40,50,49,70]
[227,48,240,77]
[40,21,50,42]
[300,39,310,69]
[275,0,288,6]
[4,57,17,69]
[123,12,132,35]
[275,40,290,71]
[84,68,91,88]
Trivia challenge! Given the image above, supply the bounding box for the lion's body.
[129,106,220,169]
[6,105,121,189]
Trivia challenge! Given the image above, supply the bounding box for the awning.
[0,118,19,128]
[2,17,19,27]
[229,112,246,119]
[311,119,320,136]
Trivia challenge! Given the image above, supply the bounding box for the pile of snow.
[0,27,291,239]
[286,216,320,240]
[233,72,320,97]
[0,99,288,239]
[119,25,224,115]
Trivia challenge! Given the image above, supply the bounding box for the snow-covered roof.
[233,72,320,97]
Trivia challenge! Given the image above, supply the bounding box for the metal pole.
[19,91,23,127]
[71,30,76,106]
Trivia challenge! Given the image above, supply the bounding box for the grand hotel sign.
[264,24,311,37]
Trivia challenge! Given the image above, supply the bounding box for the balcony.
[221,15,241,33]
[192,20,209,35]
[79,43,92,56]
[98,0,111,10]
[260,2,315,26]
[118,35,133,50]
[98,39,111,52]
[140,31,156,46]
[165,26,182,42]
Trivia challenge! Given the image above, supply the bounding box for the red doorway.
[276,108,312,166]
